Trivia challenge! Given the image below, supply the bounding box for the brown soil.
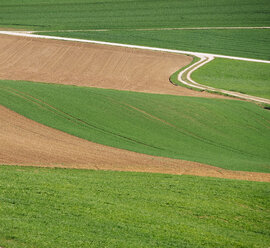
[1,105,269,182]
[0,34,231,98]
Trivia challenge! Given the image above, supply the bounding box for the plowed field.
[0,34,228,98]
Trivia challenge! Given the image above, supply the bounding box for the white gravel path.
[0,31,269,103]
[178,56,270,104]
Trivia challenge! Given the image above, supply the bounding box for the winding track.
[1,31,269,104]
[178,56,270,104]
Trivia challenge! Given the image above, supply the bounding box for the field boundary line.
[8,26,270,33]
[0,31,269,103]
[131,26,270,31]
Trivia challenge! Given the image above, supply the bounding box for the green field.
[192,58,270,99]
[0,0,269,31]
[41,29,270,60]
[0,165,269,248]
[1,80,270,173]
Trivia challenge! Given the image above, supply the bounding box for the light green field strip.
[0,165,270,248]
[191,58,270,100]
[1,80,270,173]
[0,0,269,30]
[39,28,270,60]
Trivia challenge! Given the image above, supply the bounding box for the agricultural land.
[0,0,269,247]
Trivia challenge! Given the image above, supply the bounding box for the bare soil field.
[1,106,269,182]
[0,34,229,98]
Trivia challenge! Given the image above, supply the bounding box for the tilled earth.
[0,34,230,98]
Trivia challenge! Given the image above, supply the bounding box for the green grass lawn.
[0,165,269,248]
[192,58,270,99]
[1,80,270,173]
[41,29,270,60]
[0,0,269,31]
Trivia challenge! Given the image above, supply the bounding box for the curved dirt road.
[178,56,270,104]
[1,106,269,182]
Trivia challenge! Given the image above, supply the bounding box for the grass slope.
[41,29,270,60]
[1,80,270,173]
[0,0,269,30]
[192,58,270,99]
[0,165,269,248]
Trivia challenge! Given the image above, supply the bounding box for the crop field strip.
[3,105,270,182]
[1,0,269,30]
[1,80,270,173]
[39,28,270,60]
[1,85,165,150]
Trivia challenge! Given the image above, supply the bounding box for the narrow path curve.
[0,31,269,104]
[178,56,270,104]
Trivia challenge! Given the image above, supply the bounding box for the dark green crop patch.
[0,0,269,31]
[42,29,270,60]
